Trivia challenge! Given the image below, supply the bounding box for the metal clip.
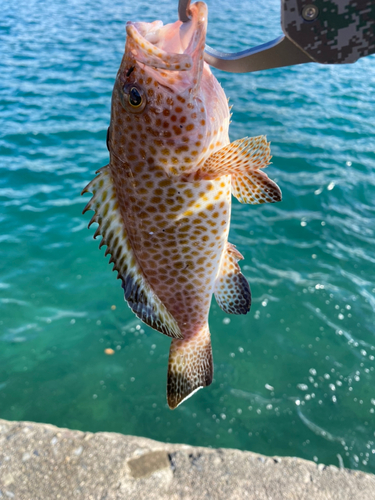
[178,0,192,23]
[178,0,375,72]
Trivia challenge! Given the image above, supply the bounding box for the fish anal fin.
[167,327,213,409]
[82,166,182,339]
[214,242,251,315]
[197,136,281,205]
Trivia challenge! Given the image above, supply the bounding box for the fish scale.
[109,153,231,329]
[82,1,281,408]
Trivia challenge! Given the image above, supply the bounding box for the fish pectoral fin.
[167,327,213,409]
[82,166,182,339]
[214,242,251,315]
[198,136,281,205]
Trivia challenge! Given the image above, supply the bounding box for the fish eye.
[120,83,146,113]
[129,87,142,107]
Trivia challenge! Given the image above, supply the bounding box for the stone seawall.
[0,419,374,499]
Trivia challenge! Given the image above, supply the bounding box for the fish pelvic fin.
[214,242,251,315]
[167,325,213,409]
[197,136,282,205]
[82,166,182,339]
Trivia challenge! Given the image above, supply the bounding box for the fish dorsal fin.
[82,166,182,339]
[214,242,251,315]
[198,136,282,205]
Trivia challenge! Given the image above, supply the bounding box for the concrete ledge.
[0,419,374,499]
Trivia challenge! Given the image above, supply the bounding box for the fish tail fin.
[167,325,213,409]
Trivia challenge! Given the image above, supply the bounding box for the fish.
[82,1,281,409]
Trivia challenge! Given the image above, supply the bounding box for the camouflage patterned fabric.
[282,0,375,64]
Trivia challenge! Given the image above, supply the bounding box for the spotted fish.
[82,2,281,409]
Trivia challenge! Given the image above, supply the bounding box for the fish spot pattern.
[108,148,231,331]
[198,136,282,204]
[214,242,251,315]
[82,167,182,339]
[167,325,213,409]
[110,68,229,179]
[83,1,281,409]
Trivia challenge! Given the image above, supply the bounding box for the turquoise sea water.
[1,0,375,473]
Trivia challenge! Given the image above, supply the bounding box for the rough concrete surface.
[0,419,374,499]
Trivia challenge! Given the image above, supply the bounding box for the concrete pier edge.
[0,419,374,499]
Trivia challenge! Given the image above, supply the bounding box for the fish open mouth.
[125,1,207,73]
